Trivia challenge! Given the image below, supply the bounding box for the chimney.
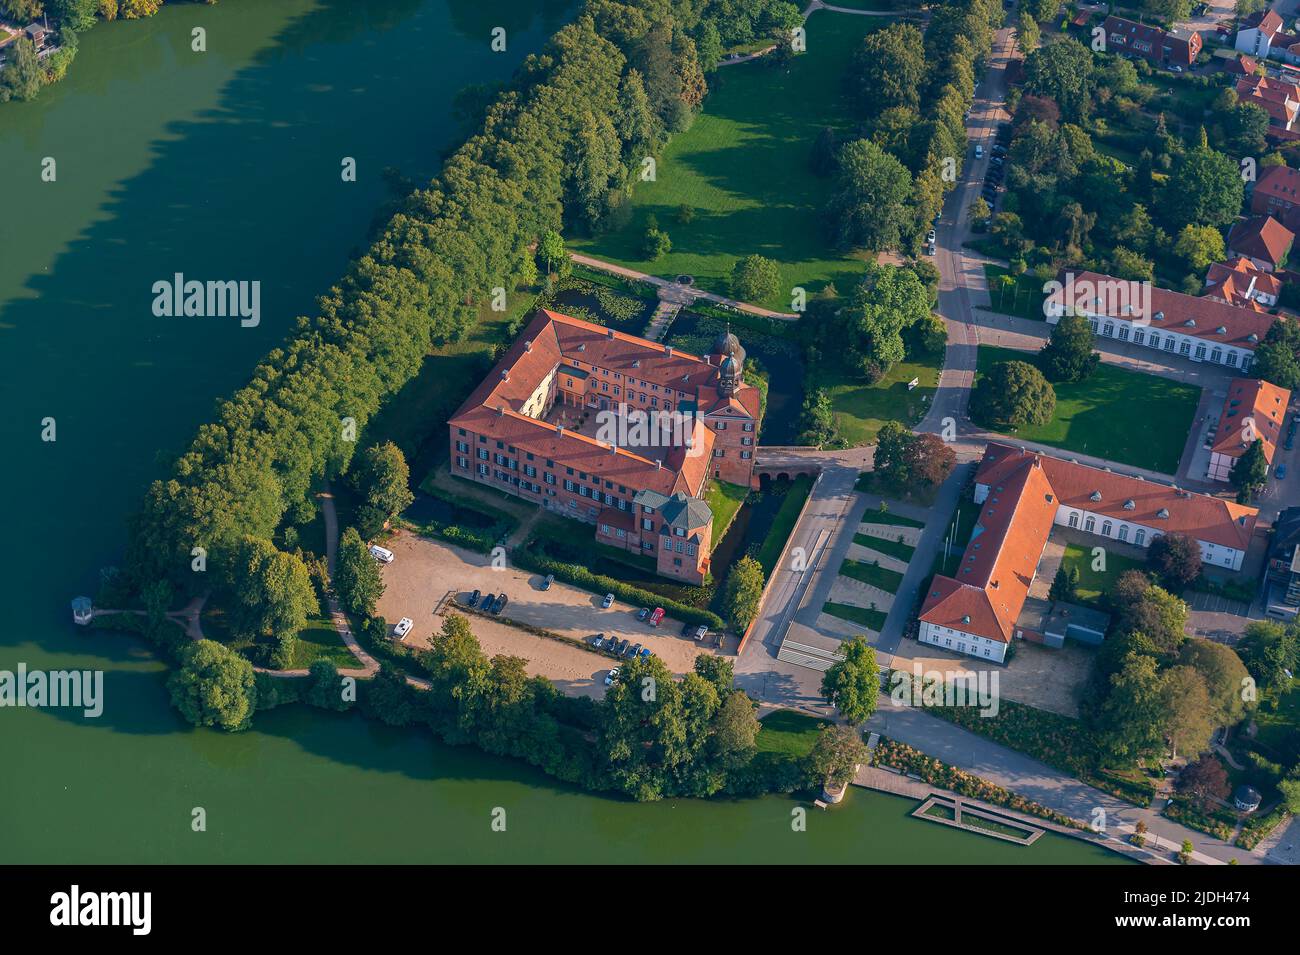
[524,340,532,352]
[1246,275,1258,300]
[664,345,673,357]
[500,369,509,381]
[656,460,663,470]
[991,580,999,589]
[556,424,564,435]
[609,443,617,455]
[496,405,505,417]
[607,328,615,339]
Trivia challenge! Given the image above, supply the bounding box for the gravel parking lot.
[374,529,716,696]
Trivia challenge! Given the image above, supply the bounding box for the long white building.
[918,444,1260,663]
[1044,270,1273,373]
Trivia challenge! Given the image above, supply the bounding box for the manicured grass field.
[975,345,1200,475]
[826,356,941,447]
[705,478,751,538]
[857,504,924,529]
[984,265,1047,321]
[755,709,831,757]
[1059,543,1148,606]
[570,13,891,309]
[823,601,887,632]
[852,532,915,562]
[840,557,904,593]
[290,616,361,671]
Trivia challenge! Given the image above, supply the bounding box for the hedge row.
[512,545,725,630]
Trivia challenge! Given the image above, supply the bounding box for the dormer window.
[1156,508,1170,519]
[1217,326,1227,334]
[1089,490,1102,502]
[1123,499,1135,510]
[961,615,971,625]
[1249,333,1259,343]
[1184,319,1196,327]
[1154,311,1164,322]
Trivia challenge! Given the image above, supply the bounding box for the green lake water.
[0,0,1127,863]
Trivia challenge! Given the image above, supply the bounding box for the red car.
[648,607,665,627]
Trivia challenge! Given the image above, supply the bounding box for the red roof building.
[1208,378,1292,481]
[1204,257,1283,308]
[1103,15,1202,67]
[1228,214,1296,271]
[1236,75,1300,132]
[1251,163,1300,232]
[918,444,1259,662]
[447,310,763,584]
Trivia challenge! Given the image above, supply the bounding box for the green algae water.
[0,0,1126,863]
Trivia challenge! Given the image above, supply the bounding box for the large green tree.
[821,636,879,726]
[335,526,384,617]
[970,360,1056,428]
[229,536,318,655]
[1023,37,1094,123]
[1145,531,1203,593]
[849,21,926,116]
[1229,439,1269,503]
[825,139,913,252]
[1038,313,1100,383]
[352,441,414,534]
[167,639,258,732]
[1161,146,1245,231]
[805,725,869,788]
[722,555,765,633]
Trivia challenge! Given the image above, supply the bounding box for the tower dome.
[714,328,744,398]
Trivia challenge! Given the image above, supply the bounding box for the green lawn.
[290,616,361,671]
[984,265,1047,321]
[705,478,750,538]
[931,495,980,578]
[570,13,892,309]
[756,709,831,757]
[857,504,924,529]
[1254,679,1300,765]
[852,532,915,562]
[1059,544,1148,606]
[839,557,904,593]
[975,345,1200,475]
[822,601,887,632]
[826,356,941,447]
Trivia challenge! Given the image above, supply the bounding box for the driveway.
[374,530,715,691]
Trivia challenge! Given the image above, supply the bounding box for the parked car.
[649,607,665,627]
[591,633,607,650]
[639,647,652,660]
[637,607,651,621]
[925,243,936,256]
[1168,64,1183,73]
[492,593,508,614]
[466,589,481,609]
[991,144,1007,157]
[605,667,620,686]
[626,642,642,658]
[974,144,984,159]
[541,574,554,591]
[614,638,630,656]
[368,544,394,564]
[693,625,708,641]
[681,621,695,637]
[482,594,495,612]
[602,592,615,609]
[925,229,936,243]
[394,617,414,639]
[1278,464,1288,480]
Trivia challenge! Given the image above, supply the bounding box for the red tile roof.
[920,443,1260,643]
[1204,257,1283,306]
[1242,9,1284,36]
[1228,215,1296,268]
[1212,377,1291,463]
[1236,75,1300,128]
[1254,163,1300,208]
[1049,271,1274,350]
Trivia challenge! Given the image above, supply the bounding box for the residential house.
[1236,9,1286,58]
[1204,257,1282,308]
[1104,15,1202,67]
[918,444,1259,663]
[1251,162,1300,232]
[1228,214,1296,271]
[1235,74,1300,132]
[1207,378,1290,482]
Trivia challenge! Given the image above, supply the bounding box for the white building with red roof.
[1208,378,1291,482]
[918,444,1259,663]
[1044,271,1272,372]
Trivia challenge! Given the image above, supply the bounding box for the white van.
[369,544,394,564]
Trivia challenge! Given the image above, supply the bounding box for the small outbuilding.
[1234,785,1262,812]
[71,596,93,626]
